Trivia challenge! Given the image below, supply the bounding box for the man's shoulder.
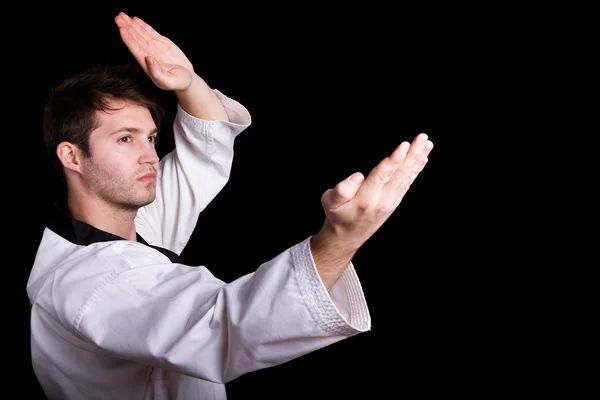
[28,228,170,324]
[32,227,171,279]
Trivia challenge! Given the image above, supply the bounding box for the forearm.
[174,74,229,121]
[136,89,250,252]
[75,237,367,384]
[310,228,358,291]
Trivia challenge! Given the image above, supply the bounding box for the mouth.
[138,172,157,183]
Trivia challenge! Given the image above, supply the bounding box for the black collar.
[47,201,185,264]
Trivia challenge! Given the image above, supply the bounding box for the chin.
[139,197,156,208]
[128,195,156,210]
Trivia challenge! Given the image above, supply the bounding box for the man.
[27,12,433,400]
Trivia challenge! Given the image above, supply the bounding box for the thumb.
[144,57,191,91]
[145,56,164,78]
[322,172,364,209]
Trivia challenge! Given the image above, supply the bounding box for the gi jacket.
[26,90,371,400]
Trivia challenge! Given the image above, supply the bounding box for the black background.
[9,3,523,399]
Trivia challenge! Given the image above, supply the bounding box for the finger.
[127,16,153,48]
[145,60,193,91]
[322,172,364,210]
[387,135,433,201]
[115,13,156,70]
[390,141,410,164]
[397,136,432,180]
[132,16,164,41]
[116,12,152,50]
[145,56,164,77]
[114,12,129,29]
[354,141,409,201]
[116,12,135,26]
[403,133,432,169]
[117,27,145,61]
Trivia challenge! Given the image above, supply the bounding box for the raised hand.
[114,12,194,91]
[319,133,433,251]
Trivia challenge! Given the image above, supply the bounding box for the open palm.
[114,12,194,91]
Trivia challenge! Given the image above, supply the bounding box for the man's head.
[43,63,165,211]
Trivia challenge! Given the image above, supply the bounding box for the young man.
[27,12,433,400]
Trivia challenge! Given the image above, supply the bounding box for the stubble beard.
[83,159,156,214]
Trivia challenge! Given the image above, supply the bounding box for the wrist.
[310,224,358,291]
[313,221,361,256]
[174,74,228,121]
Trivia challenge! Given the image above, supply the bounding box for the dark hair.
[42,62,165,183]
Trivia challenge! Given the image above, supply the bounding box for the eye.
[119,136,132,143]
[149,136,158,144]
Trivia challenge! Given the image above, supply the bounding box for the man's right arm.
[310,230,357,291]
[63,134,432,384]
[62,237,370,385]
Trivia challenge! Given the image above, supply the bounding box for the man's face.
[81,99,159,211]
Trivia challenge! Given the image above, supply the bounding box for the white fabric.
[27,90,371,400]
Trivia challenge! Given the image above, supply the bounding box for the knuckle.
[392,171,404,181]
[374,160,394,182]
[375,169,392,182]
[357,200,372,211]
[393,168,417,185]
[374,205,389,217]
[357,199,389,216]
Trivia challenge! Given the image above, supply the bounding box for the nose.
[139,140,160,165]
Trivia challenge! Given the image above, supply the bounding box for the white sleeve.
[135,90,251,254]
[74,237,371,384]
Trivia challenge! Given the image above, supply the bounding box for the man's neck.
[67,195,138,241]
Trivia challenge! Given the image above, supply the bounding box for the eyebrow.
[109,127,159,136]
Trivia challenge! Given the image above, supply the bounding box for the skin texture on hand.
[312,133,433,290]
[115,12,194,91]
[114,12,228,121]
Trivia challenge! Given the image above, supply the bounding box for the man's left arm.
[137,75,251,253]
[112,12,251,253]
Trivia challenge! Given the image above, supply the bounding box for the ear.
[56,142,84,174]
